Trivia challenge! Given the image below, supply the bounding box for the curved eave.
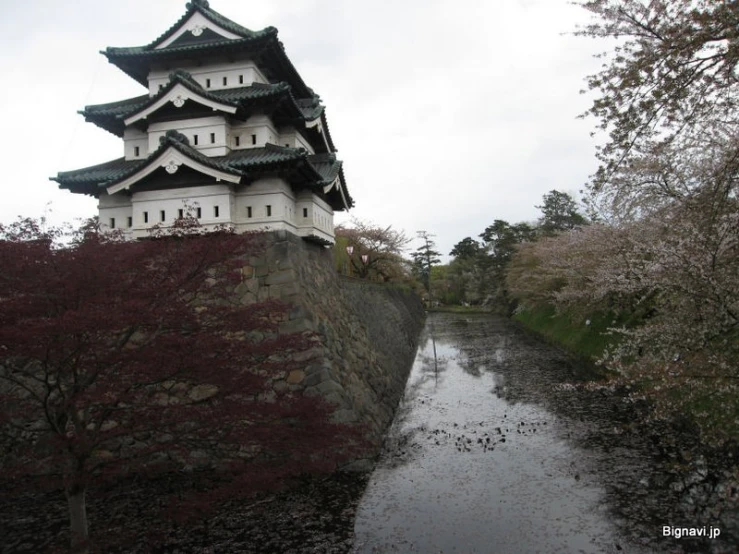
[319,111,338,153]
[324,167,352,211]
[52,157,138,197]
[124,82,237,126]
[106,141,242,195]
[103,33,275,87]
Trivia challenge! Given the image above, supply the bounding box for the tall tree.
[536,190,588,235]
[0,219,348,553]
[412,231,441,293]
[478,220,536,309]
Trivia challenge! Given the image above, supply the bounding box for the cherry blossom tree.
[335,218,411,280]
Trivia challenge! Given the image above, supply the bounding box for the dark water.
[353,313,735,554]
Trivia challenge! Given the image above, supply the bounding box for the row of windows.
[158,75,246,93]
[109,205,321,229]
[110,206,220,229]
[205,75,245,88]
[131,133,296,158]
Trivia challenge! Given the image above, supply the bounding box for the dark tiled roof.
[53,140,351,209]
[102,3,312,98]
[81,76,323,138]
[132,0,260,52]
[308,153,342,183]
[79,95,150,118]
[55,142,314,193]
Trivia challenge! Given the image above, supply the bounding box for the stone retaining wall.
[236,231,425,463]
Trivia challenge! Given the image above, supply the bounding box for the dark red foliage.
[0,219,355,552]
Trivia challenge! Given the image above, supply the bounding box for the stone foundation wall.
[236,231,425,457]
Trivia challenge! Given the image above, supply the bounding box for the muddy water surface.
[353,313,733,554]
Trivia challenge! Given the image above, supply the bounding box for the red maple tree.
[0,219,352,553]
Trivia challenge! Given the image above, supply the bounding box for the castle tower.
[52,0,352,244]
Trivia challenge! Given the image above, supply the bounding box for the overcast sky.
[0,0,605,259]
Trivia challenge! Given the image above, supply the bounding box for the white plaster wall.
[231,115,280,150]
[148,61,268,96]
[233,178,294,225]
[99,193,133,234]
[123,128,148,160]
[279,127,315,153]
[98,181,335,243]
[295,190,335,241]
[148,116,231,156]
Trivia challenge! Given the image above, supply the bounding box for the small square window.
[206,78,211,88]
[303,208,308,218]
[160,210,166,222]
[214,206,220,218]
[178,209,184,219]
[210,132,215,144]
[285,143,290,148]
[266,205,272,217]
[223,76,228,86]
[235,136,240,147]
[193,134,199,146]
[251,134,257,145]
[143,211,149,224]
[196,207,202,219]
[246,206,252,218]
[127,216,133,228]
[109,218,116,229]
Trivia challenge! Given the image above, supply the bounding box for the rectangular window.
[303,208,308,218]
[246,206,252,218]
[239,74,244,84]
[134,146,140,157]
[160,210,166,222]
[251,134,257,145]
[214,206,220,218]
[223,76,228,86]
[210,132,215,144]
[196,207,202,219]
[235,135,240,147]
[193,134,199,146]
[143,211,149,223]
[266,205,272,217]
[109,218,116,229]
[206,78,211,88]
[178,208,184,219]
[127,216,133,228]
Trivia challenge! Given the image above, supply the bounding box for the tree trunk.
[66,484,90,554]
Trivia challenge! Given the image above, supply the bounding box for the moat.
[352,312,736,554]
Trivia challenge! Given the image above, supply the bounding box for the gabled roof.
[80,71,325,141]
[51,134,352,210]
[149,0,258,48]
[102,1,313,98]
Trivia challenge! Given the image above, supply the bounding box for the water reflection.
[354,313,736,554]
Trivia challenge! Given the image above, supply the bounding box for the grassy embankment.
[513,305,621,360]
[515,305,739,442]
